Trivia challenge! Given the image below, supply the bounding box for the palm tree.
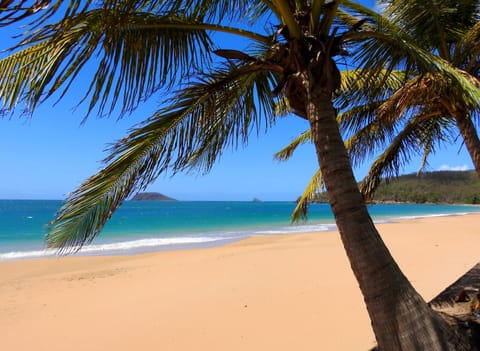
[0,1,478,349]
[279,0,480,213]
[275,68,458,216]
[354,0,480,194]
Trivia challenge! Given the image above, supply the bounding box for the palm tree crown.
[277,0,480,214]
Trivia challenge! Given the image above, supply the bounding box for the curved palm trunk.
[305,83,472,350]
[456,116,480,177]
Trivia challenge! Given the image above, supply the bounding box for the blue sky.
[0,2,474,201]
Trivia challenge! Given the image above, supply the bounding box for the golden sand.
[1,214,479,350]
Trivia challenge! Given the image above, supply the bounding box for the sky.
[0,1,475,201]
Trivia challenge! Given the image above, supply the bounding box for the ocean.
[1,200,479,260]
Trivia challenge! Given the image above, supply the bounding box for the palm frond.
[333,69,404,143]
[184,64,278,172]
[139,0,261,24]
[311,0,327,32]
[46,60,277,252]
[335,68,405,113]
[273,96,290,117]
[343,108,399,169]
[344,0,480,110]
[0,8,216,117]
[243,1,278,24]
[359,112,455,200]
[291,168,323,222]
[379,0,478,56]
[454,21,480,75]
[0,0,88,27]
[273,129,312,161]
[270,0,301,37]
[374,75,434,122]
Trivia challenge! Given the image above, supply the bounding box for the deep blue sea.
[1,200,479,260]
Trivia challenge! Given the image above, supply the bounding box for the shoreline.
[1,214,480,350]
[1,208,477,261]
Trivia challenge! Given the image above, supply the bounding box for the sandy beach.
[1,214,479,351]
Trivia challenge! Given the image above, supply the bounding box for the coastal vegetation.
[372,171,480,204]
[307,170,480,205]
[1,1,479,350]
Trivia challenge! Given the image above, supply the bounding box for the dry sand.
[1,214,479,351]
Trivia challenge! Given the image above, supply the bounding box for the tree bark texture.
[305,77,473,350]
[456,115,480,178]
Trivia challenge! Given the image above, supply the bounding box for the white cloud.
[437,164,470,171]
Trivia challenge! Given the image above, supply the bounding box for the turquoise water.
[1,200,479,260]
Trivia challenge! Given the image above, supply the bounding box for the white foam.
[394,212,467,221]
[253,224,336,235]
[0,249,56,260]
[82,236,228,252]
[0,236,232,261]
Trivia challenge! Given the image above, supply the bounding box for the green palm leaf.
[380,0,477,58]
[454,21,480,75]
[0,0,86,26]
[0,8,216,116]
[359,112,455,200]
[273,130,312,161]
[290,168,323,222]
[335,69,405,111]
[46,61,277,251]
[344,0,480,110]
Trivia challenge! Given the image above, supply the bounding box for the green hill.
[309,170,480,204]
[131,192,177,201]
[373,170,480,204]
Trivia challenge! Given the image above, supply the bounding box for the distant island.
[306,170,480,205]
[131,192,177,201]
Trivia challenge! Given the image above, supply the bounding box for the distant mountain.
[307,170,480,204]
[131,192,177,201]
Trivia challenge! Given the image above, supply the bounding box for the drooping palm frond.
[181,65,278,172]
[273,130,312,161]
[374,71,480,130]
[273,96,290,117]
[46,61,277,252]
[336,69,405,107]
[379,0,477,58]
[0,0,50,25]
[454,21,480,76]
[134,0,265,24]
[343,108,399,169]
[335,69,405,134]
[0,9,218,117]
[290,168,323,222]
[359,112,455,200]
[332,70,405,167]
[0,0,87,26]
[344,0,480,111]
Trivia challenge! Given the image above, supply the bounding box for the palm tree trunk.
[305,83,472,350]
[456,115,480,177]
